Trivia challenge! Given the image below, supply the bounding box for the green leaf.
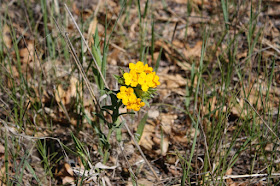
[143,0,149,19]
[113,74,120,80]
[94,112,108,124]
[142,99,150,108]
[26,162,41,184]
[102,105,115,110]
[116,127,122,142]
[118,112,135,116]
[70,133,91,166]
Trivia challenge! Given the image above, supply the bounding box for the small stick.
[63,5,160,181]
[217,173,280,180]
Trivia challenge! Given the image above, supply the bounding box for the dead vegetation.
[0,0,280,185]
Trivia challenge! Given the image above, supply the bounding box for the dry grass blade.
[64,4,108,89]
[218,173,280,180]
[63,4,160,181]
[52,17,99,107]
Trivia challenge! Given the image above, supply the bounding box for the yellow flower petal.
[122,97,128,105]
[142,84,149,91]
[123,73,132,85]
[127,87,134,94]
[144,64,153,73]
[129,63,135,70]
[138,72,146,85]
[120,86,127,92]
[133,106,140,111]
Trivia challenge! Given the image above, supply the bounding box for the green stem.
[103,128,113,164]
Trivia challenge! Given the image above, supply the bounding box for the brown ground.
[1,0,280,185]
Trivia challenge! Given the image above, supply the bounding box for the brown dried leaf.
[173,134,188,144]
[183,41,202,59]
[62,176,75,185]
[159,72,186,88]
[0,166,6,184]
[72,2,80,15]
[3,24,12,49]
[268,4,280,16]
[148,108,160,120]
[227,180,238,186]
[174,0,187,4]
[192,0,218,6]
[69,77,83,99]
[0,144,4,159]
[225,169,236,185]
[155,40,172,54]
[129,19,139,38]
[108,48,121,65]
[189,127,200,139]
[265,143,273,151]
[64,163,74,176]
[157,68,187,98]
[231,101,248,120]
[160,113,177,134]
[226,168,233,175]
[161,137,169,156]
[172,39,184,48]
[236,50,248,60]
[19,41,35,64]
[55,77,83,106]
[95,162,117,169]
[55,84,66,105]
[177,61,193,71]
[128,178,154,186]
[138,124,155,151]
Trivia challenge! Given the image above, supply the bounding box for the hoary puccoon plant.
[94,61,160,163]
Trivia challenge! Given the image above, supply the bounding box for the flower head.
[117,61,159,111]
[117,86,135,105]
[123,70,139,87]
[117,86,145,111]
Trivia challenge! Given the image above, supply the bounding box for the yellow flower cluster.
[117,86,145,111]
[117,61,160,111]
[123,61,160,91]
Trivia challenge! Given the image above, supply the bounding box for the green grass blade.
[221,0,229,30]
[135,113,148,142]
[154,47,162,72]
[5,131,9,185]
